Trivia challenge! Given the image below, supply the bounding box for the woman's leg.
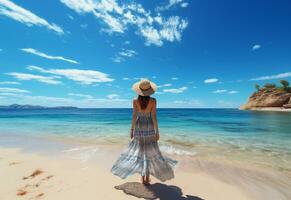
[141,175,145,184]
[145,175,151,185]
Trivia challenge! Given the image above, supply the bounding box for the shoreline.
[2,131,291,170]
[2,131,291,175]
[240,107,291,112]
[1,138,291,200]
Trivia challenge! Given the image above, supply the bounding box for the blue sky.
[0,0,291,108]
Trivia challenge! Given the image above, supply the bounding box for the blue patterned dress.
[111,111,177,182]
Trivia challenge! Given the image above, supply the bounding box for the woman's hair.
[138,95,150,110]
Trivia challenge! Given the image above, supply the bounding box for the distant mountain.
[0,104,78,109]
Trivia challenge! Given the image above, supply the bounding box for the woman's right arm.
[151,99,160,141]
[130,100,137,139]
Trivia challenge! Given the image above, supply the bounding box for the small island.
[240,80,291,111]
[0,104,78,110]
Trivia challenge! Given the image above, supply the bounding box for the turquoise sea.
[0,108,291,172]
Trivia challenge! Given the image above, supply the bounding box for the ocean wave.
[160,145,197,156]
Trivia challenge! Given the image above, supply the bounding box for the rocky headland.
[240,80,291,111]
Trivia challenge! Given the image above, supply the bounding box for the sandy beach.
[1,144,290,200]
[0,147,249,200]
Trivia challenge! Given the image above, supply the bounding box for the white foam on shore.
[61,146,96,153]
[62,146,99,163]
[160,144,197,156]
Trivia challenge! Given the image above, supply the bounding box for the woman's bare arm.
[151,99,160,140]
[130,100,137,138]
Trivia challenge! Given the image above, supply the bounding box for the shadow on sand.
[115,182,204,200]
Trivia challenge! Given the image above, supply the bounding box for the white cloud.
[112,56,124,63]
[60,0,188,46]
[0,0,64,34]
[212,89,238,94]
[20,48,79,64]
[228,90,238,94]
[7,72,61,85]
[27,65,114,85]
[154,16,162,24]
[204,78,219,83]
[174,99,201,105]
[0,87,29,93]
[0,93,131,108]
[141,16,188,46]
[180,2,188,8]
[156,0,187,11]
[251,72,291,81]
[171,77,178,80]
[0,92,23,97]
[158,83,172,88]
[67,14,74,20]
[60,0,124,33]
[212,89,227,94]
[107,94,119,99]
[113,49,138,62]
[252,44,261,50]
[0,81,20,85]
[163,86,187,93]
[1,94,78,106]
[122,77,130,80]
[140,26,163,46]
[68,93,92,99]
[118,49,137,57]
[80,24,88,29]
[160,99,203,108]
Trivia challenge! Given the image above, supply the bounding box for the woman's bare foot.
[145,176,151,185]
[141,176,145,184]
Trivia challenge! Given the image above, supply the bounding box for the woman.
[111,79,177,185]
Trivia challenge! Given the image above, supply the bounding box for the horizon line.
[0,104,238,109]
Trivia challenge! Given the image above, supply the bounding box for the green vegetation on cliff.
[254,80,291,93]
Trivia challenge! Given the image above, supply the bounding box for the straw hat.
[132,79,157,96]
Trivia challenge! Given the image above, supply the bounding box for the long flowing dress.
[111,111,177,182]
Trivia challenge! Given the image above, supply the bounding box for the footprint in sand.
[9,161,21,166]
[42,175,54,181]
[16,189,27,196]
[23,169,44,180]
[35,193,45,199]
[17,169,54,199]
[17,190,45,199]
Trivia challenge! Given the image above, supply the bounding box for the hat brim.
[132,81,157,96]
